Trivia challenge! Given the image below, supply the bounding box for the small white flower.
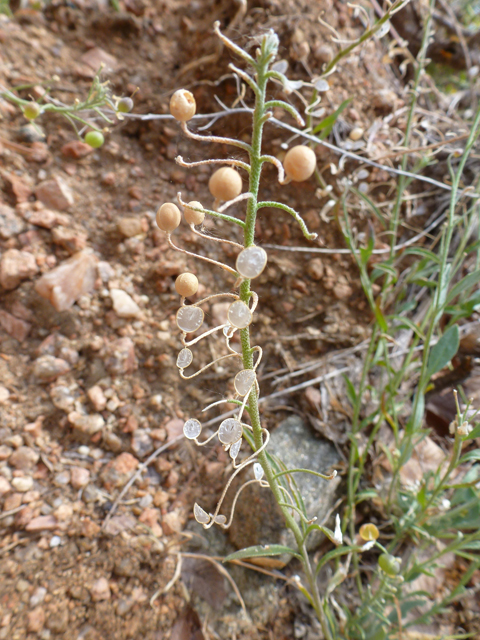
[458,421,473,436]
[361,540,376,551]
[333,514,343,545]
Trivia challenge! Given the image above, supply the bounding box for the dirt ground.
[0,0,477,638]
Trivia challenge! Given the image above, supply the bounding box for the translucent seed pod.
[184,201,205,226]
[176,348,193,369]
[176,306,204,332]
[170,89,196,122]
[183,419,202,440]
[156,203,181,232]
[229,439,242,461]
[236,246,267,279]
[218,418,243,445]
[194,503,210,525]
[175,273,199,297]
[227,300,252,329]
[234,369,256,396]
[212,514,227,525]
[253,462,264,481]
[223,324,235,338]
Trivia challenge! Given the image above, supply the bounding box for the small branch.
[259,155,286,183]
[264,100,305,127]
[167,234,237,275]
[181,122,252,154]
[177,192,245,228]
[257,201,317,241]
[176,155,251,174]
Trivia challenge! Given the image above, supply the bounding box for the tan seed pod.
[170,89,196,122]
[208,167,242,202]
[283,145,316,182]
[184,201,205,226]
[156,203,181,232]
[349,127,364,141]
[175,272,199,297]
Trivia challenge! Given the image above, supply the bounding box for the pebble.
[32,356,71,382]
[28,607,45,633]
[0,445,13,460]
[0,387,10,405]
[131,429,153,458]
[52,226,88,254]
[68,412,105,435]
[114,556,139,578]
[105,337,138,375]
[4,492,22,511]
[46,607,69,633]
[5,172,33,203]
[87,385,107,411]
[9,446,39,471]
[28,209,59,229]
[306,258,324,281]
[118,217,143,238]
[80,47,118,73]
[0,249,39,290]
[0,477,12,497]
[30,587,47,607]
[349,127,364,141]
[26,515,58,531]
[50,385,76,412]
[161,510,182,535]
[0,310,32,342]
[90,577,111,602]
[35,176,74,210]
[333,277,353,300]
[49,536,61,548]
[110,289,141,318]
[61,140,94,159]
[11,476,34,492]
[0,204,25,239]
[101,452,138,490]
[35,250,97,312]
[70,466,90,489]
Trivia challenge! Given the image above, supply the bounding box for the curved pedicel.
[166,233,237,275]
[178,352,242,380]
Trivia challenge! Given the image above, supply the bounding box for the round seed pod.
[117,97,134,113]
[283,145,316,182]
[359,523,379,541]
[156,203,181,232]
[208,167,242,202]
[23,102,41,120]
[175,273,199,297]
[184,201,205,226]
[170,89,196,122]
[378,553,401,577]
[84,131,105,149]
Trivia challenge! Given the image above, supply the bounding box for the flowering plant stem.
[236,34,333,640]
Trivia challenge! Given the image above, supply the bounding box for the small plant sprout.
[157,22,340,637]
[169,89,196,122]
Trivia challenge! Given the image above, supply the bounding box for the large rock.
[228,416,341,553]
[0,249,38,290]
[35,176,74,211]
[34,251,97,311]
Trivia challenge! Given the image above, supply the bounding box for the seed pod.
[156,203,181,232]
[117,97,134,113]
[283,145,316,182]
[23,102,41,120]
[170,89,196,122]
[84,131,105,149]
[183,419,202,440]
[227,300,252,329]
[378,553,401,577]
[208,167,242,202]
[236,246,267,279]
[176,305,204,332]
[359,523,379,541]
[175,272,199,297]
[184,201,205,226]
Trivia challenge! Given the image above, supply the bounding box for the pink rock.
[25,515,58,531]
[70,466,90,489]
[87,385,107,411]
[28,209,58,229]
[90,577,111,602]
[105,337,138,375]
[112,452,138,475]
[52,226,88,254]
[0,477,12,497]
[9,446,39,471]
[80,48,118,73]
[35,176,74,211]
[32,355,71,382]
[0,249,38,290]
[0,310,31,342]
[27,607,45,633]
[5,173,33,204]
[34,251,97,311]
[61,141,94,159]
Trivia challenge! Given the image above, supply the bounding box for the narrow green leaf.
[427,325,460,378]
[403,247,441,264]
[447,269,480,304]
[389,315,425,340]
[223,544,302,563]
[312,98,352,138]
[464,424,480,440]
[342,374,357,406]
[459,449,480,464]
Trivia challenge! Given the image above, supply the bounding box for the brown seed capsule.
[208,167,242,202]
[156,203,181,232]
[175,273,199,297]
[170,89,196,122]
[283,145,316,182]
[184,201,205,226]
